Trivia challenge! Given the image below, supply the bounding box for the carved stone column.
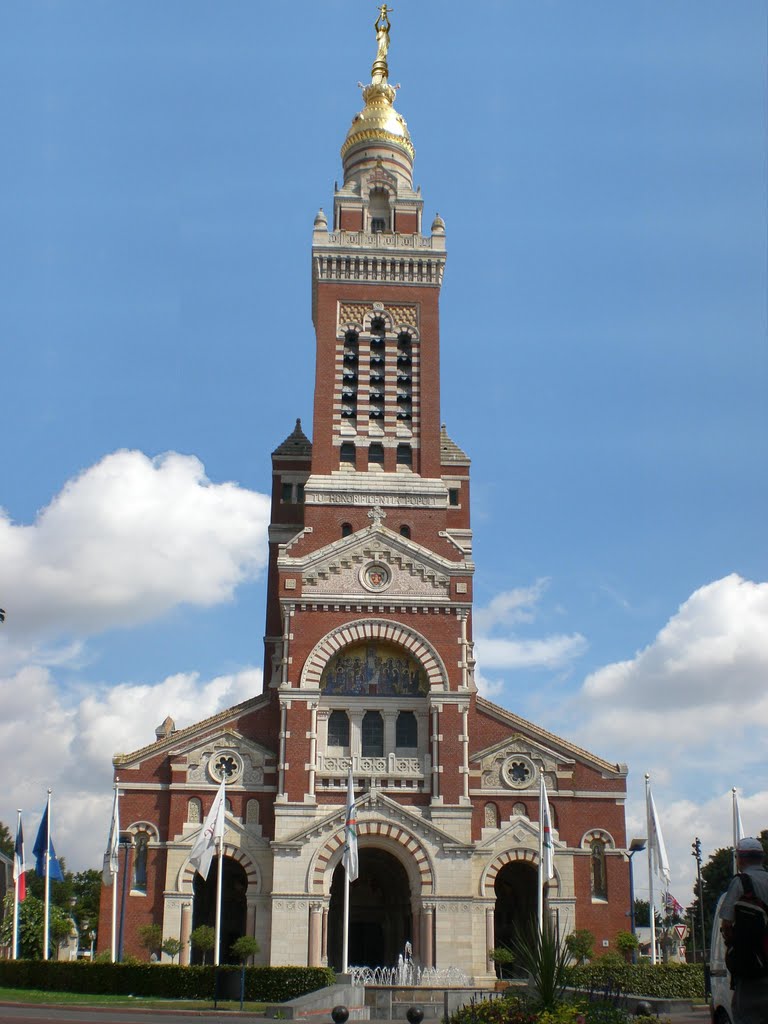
[308,902,323,966]
[485,907,495,972]
[179,903,192,966]
[422,903,435,968]
[322,906,329,965]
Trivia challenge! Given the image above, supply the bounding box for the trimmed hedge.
[568,961,705,999]
[0,960,335,1002]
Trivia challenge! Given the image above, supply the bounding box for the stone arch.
[310,819,434,896]
[125,820,160,844]
[481,848,561,898]
[363,307,394,333]
[301,618,448,691]
[580,828,616,850]
[177,841,261,894]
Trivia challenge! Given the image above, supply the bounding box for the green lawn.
[0,987,268,1011]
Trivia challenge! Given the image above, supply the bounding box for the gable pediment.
[472,733,568,794]
[279,522,468,600]
[276,790,472,852]
[174,729,276,787]
[477,812,564,852]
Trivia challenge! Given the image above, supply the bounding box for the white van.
[710,893,734,1024]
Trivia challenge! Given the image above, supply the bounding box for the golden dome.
[341,6,414,163]
[341,82,414,161]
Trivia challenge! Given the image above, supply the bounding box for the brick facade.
[98,19,629,978]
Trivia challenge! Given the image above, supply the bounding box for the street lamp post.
[117,832,134,963]
[627,837,647,964]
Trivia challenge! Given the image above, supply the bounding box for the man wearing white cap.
[721,837,768,1024]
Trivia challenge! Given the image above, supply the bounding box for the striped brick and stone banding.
[311,820,434,895]
[178,844,261,894]
[300,618,448,689]
[481,848,559,898]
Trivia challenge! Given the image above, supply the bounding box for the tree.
[161,937,182,963]
[71,869,102,940]
[614,930,639,962]
[0,820,13,859]
[190,924,216,965]
[0,893,72,959]
[138,923,163,959]
[565,929,594,965]
[231,935,259,964]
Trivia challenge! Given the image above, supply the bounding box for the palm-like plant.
[511,919,571,1010]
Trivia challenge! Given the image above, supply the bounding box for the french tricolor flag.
[14,818,26,902]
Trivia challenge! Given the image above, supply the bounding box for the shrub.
[568,961,705,999]
[0,960,334,1002]
[565,930,595,965]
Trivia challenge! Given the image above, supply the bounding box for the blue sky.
[1,1,766,904]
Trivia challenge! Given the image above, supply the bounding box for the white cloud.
[0,450,270,672]
[473,580,587,674]
[549,574,768,903]
[474,579,550,632]
[0,663,262,871]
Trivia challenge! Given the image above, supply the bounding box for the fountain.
[348,942,471,987]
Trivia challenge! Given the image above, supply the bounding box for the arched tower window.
[396,711,417,748]
[399,525,411,538]
[246,799,259,825]
[368,443,384,467]
[369,188,390,232]
[513,802,528,818]
[328,710,350,747]
[187,798,201,823]
[341,522,353,537]
[591,839,607,900]
[361,711,384,756]
[340,443,355,467]
[133,831,149,893]
[396,444,412,467]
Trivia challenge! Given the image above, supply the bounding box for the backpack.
[725,873,768,981]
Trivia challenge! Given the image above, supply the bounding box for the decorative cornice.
[341,127,415,161]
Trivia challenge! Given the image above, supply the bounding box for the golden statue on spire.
[371,5,393,84]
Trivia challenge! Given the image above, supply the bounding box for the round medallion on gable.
[501,755,536,790]
[208,749,243,784]
[360,562,391,593]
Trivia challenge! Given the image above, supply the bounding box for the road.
[0,1006,265,1024]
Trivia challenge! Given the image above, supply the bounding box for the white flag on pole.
[102,786,120,886]
[648,788,671,884]
[540,775,554,880]
[342,768,359,882]
[733,788,744,843]
[189,779,226,879]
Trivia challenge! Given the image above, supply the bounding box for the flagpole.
[732,788,743,875]
[342,863,350,973]
[214,836,223,966]
[12,809,21,960]
[537,775,544,935]
[645,774,656,965]
[43,789,52,962]
[111,780,120,962]
[213,780,225,967]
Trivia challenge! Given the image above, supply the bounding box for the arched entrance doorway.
[328,848,412,970]
[192,857,248,964]
[493,861,539,953]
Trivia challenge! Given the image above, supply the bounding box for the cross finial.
[368,504,387,526]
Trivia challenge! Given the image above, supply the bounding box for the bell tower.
[264,7,475,813]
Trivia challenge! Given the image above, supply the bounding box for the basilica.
[98,11,630,980]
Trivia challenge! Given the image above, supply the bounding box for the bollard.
[406,1008,425,1024]
[332,1006,350,1024]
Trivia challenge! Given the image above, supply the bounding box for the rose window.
[208,749,243,784]
[502,754,536,790]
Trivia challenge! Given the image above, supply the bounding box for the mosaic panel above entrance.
[320,641,428,697]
